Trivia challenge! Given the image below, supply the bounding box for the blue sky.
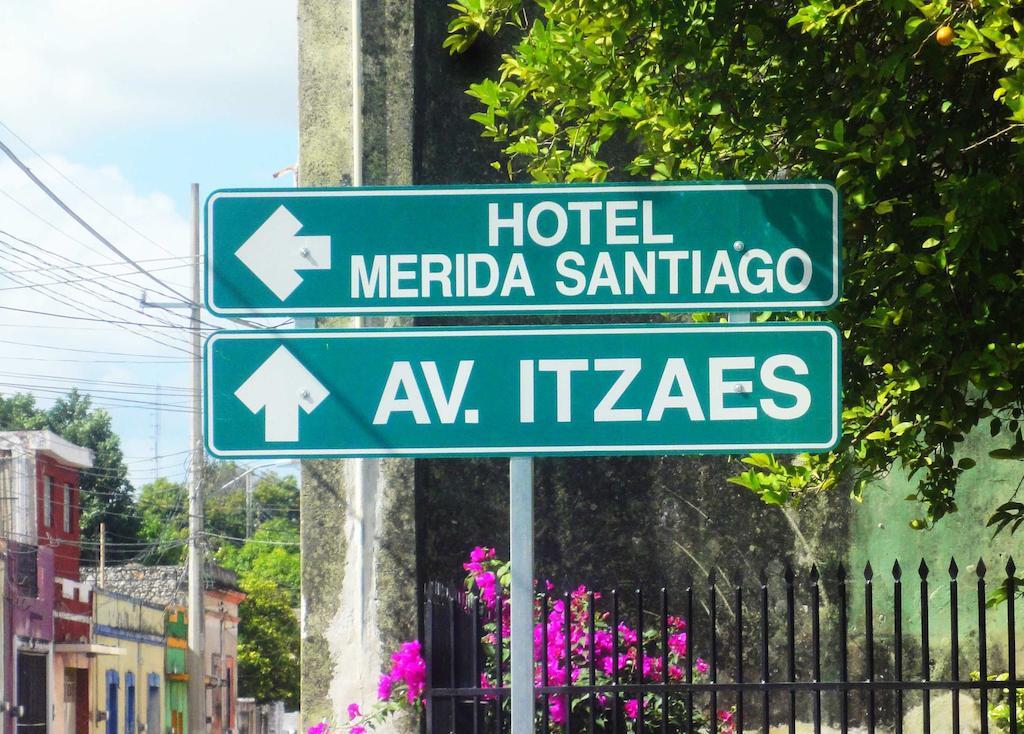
[0,1,298,487]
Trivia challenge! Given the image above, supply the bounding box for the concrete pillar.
[297,0,418,727]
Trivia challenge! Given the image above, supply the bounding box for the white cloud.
[0,154,195,486]
[0,0,298,147]
[0,2,297,486]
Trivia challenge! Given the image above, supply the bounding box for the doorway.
[16,652,47,734]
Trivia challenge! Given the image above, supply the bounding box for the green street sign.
[204,323,840,459]
[205,182,840,317]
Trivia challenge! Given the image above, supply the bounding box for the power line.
[0,340,191,361]
[0,305,207,337]
[0,247,194,355]
[0,356,188,365]
[0,255,189,276]
[0,231,197,346]
[0,380,192,404]
[0,263,187,292]
[0,370,191,393]
[0,232,198,341]
[0,227,190,308]
[0,137,192,304]
[0,119,182,258]
[0,388,194,415]
[205,531,299,547]
[0,322,187,333]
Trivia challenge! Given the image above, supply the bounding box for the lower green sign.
[204,323,840,459]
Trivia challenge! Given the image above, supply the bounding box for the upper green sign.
[205,182,840,317]
[204,323,840,459]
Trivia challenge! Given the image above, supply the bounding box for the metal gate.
[425,557,1022,733]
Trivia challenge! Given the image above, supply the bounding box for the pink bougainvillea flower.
[377,674,393,701]
[624,699,640,719]
[667,615,687,631]
[718,710,736,734]
[469,546,495,563]
[475,571,498,606]
[479,672,498,702]
[643,655,663,680]
[351,727,366,734]
[347,703,361,720]
[307,723,328,734]
[668,631,687,658]
[696,658,710,675]
[390,640,427,704]
[548,694,568,725]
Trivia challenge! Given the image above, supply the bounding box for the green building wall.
[846,427,1022,671]
[165,607,189,734]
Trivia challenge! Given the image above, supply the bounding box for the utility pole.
[245,471,254,539]
[99,522,106,588]
[187,182,207,734]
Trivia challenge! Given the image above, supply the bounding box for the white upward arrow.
[235,205,331,301]
[234,346,330,442]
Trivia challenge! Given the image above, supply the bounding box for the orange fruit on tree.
[936,25,955,46]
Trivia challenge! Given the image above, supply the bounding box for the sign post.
[509,457,534,734]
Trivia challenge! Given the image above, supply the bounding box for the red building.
[0,430,103,734]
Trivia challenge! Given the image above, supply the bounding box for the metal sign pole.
[509,456,535,734]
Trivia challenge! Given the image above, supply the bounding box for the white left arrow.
[234,346,330,442]
[235,205,331,301]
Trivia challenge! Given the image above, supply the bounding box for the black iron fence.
[424,558,1021,733]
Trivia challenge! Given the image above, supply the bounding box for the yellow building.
[85,563,245,734]
[91,590,166,734]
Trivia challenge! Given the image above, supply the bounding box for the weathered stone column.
[297,0,417,727]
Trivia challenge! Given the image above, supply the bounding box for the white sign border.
[205,183,840,316]
[204,323,841,459]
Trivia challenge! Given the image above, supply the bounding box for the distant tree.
[138,465,299,560]
[216,491,300,707]
[0,393,47,431]
[0,390,141,561]
[136,477,188,564]
[216,518,299,603]
[236,577,300,708]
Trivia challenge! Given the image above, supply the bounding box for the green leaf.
[990,446,1024,460]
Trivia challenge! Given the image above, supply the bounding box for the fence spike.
[948,557,959,578]
[918,559,929,579]
[1006,556,1017,577]
[809,564,820,583]
[977,558,987,577]
[864,561,874,580]
[784,564,795,584]
[892,559,902,579]
[759,567,768,586]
